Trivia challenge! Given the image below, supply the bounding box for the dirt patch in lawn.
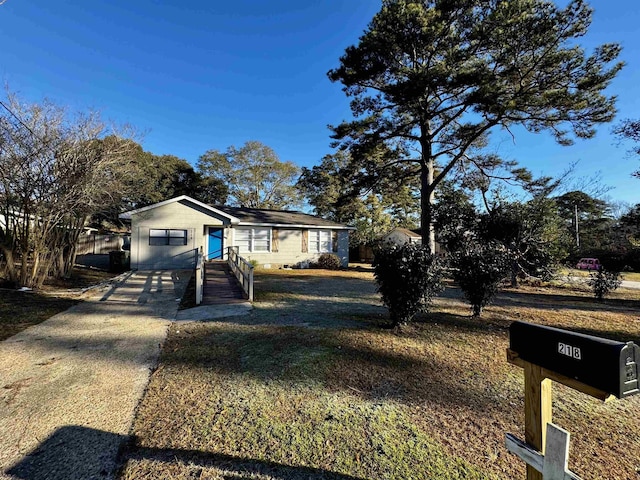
[118,270,640,480]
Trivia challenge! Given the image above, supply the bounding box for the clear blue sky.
[1,0,639,206]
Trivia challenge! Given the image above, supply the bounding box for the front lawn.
[0,266,117,341]
[0,290,79,341]
[118,268,640,480]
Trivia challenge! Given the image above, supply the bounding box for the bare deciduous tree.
[0,90,139,287]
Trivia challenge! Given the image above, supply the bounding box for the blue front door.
[208,228,223,260]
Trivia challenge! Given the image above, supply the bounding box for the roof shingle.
[214,205,351,228]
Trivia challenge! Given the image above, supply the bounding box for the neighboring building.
[381,227,423,246]
[379,227,443,255]
[119,195,353,270]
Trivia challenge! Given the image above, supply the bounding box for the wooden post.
[524,362,552,480]
[506,423,582,480]
[543,424,573,480]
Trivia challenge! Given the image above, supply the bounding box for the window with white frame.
[235,227,271,253]
[309,229,332,253]
[149,229,188,246]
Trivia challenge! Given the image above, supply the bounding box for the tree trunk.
[19,250,29,288]
[511,260,519,288]
[420,128,436,254]
[60,219,85,278]
[420,163,436,254]
[0,247,18,286]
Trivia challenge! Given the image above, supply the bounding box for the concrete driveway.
[0,270,190,480]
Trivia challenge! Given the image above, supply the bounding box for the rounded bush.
[317,253,341,270]
[373,243,444,327]
[451,242,511,317]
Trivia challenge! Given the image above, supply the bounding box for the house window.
[309,230,332,253]
[236,227,271,253]
[149,229,187,246]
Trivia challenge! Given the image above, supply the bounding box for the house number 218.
[558,342,581,360]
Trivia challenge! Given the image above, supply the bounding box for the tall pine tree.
[328,0,623,251]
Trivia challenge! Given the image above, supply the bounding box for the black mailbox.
[509,321,639,399]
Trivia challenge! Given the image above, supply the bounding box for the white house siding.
[233,228,350,268]
[336,230,349,266]
[131,200,227,270]
[383,229,421,246]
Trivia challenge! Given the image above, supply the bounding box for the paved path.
[567,276,640,290]
[0,270,190,480]
[621,279,640,290]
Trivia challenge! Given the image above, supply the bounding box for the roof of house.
[119,195,240,222]
[383,227,421,238]
[119,195,353,229]
[215,205,352,229]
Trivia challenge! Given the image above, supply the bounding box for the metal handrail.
[226,246,254,301]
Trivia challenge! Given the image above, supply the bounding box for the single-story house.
[119,195,354,270]
[381,227,423,246]
[380,227,443,255]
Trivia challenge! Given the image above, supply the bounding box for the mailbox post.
[507,321,639,480]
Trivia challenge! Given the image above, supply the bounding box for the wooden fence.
[76,234,130,255]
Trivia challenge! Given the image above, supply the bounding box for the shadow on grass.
[493,289,640,313]
[0,290,79,341]
[431,288,640,343]
[5,425,365,480]
[163,317,508,411]
[254,272,378,295]
[1,271,190,369]
[6,425,125,480]
[122,444,367,480]
[551,324,640,345]
[414,309,512,332]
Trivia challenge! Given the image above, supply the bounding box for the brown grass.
[0,266,118,341]
[119,268,640,480]
[0,290,79,341]
[42,266,116,289]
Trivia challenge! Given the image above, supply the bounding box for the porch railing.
[227,246,254,301]
[195,248,204,305]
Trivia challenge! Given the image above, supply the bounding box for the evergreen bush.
[373,243,444,328]
[588,268,622,301]
[317,253,341,270]
[451,242,511,317]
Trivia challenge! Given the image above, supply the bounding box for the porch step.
[202,261,247,305]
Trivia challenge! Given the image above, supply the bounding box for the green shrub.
[588,268,622,301]
[317,253,341,270]
[451,242,511,317]
[373,243,444,328]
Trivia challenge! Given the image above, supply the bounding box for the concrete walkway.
[176,302,253,322]
[567,276,640,290]
[620,279,640,290]
[0,270,191,480]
